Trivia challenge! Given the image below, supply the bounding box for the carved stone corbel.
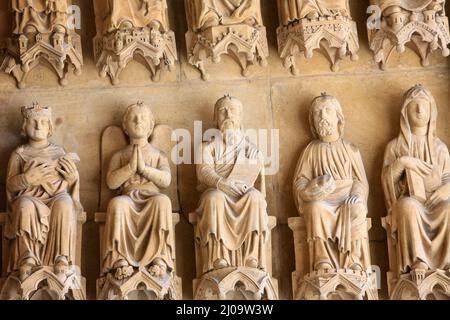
[277,0,359,74]
[93,0,178,85]
[368,0,450,69]
[1,0,82,89]
[184,0,269,80]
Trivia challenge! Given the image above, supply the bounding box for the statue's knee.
[396,198,420,220]
[246,189,264,203]
[153,194,171,209]
[349,202,366,219]
[204,190,226,206]
[304,201,324,215]
[53,197,74,214]
[108,196,130,212]
[17,198,35,216]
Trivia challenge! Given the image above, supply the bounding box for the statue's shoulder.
[435,138,450,152]
[342,139,361,153]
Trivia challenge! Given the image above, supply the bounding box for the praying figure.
[278,0,350,25]
[94,0,169,34]
[195,95,269,273]
[382,85,450,281]
[101,102,175,280]
[293,94,371,272]
[186,0,263,32]
[4,102,82,282]
[12,0,70,34]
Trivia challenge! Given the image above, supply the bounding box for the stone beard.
[195,96,268,273]
[382,85,450,275]
[278,0,350,25]
[94,0,169,34]
[186,0,263,31]
[4,106,82,279]
[293,96,371,272]
[12,0,70,34]
[101,104,175,279]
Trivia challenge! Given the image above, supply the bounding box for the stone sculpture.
[368,0,450,69]
[0,102,86,300]
[93,0,178,84]
[96,102,181,300]
[382,85,450,299]
[185,0,269,80]
[277,0,359,74]
[0,0,83,88]
[291,94,378,300]
[190,95,278,300]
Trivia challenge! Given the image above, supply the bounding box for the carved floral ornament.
[1,1,450,86]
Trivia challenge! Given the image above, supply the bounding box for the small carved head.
[21,102,53,140]
[309,93,345,140]
[213,94,243,132]
[122,101,155,139]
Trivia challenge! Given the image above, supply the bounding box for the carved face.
[313,100,339,138]
[25,116,51,142]
[217,102,242,133]
[124,107,153,139]
[407,97,431,129]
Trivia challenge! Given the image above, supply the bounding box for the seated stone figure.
[3,103,83,291]
[195,95,268,274]
[12,0,70,34]
[278,0,350,26]
[382,85,450,283]
[186,0,262,32]
[101,102,175,282]
[94,0,169,34]
[293,94,371,273]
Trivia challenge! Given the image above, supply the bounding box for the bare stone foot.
[349,263,364,272]
[245,257,258,269]
[213,259,229,270]
[19,258,35,282]
[315,262,333,272]
[148,258,167,278]
[306,11,320,20]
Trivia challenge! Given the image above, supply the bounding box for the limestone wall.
[0,0,449,299]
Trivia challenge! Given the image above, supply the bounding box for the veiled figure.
[4,103,82,281]
[382,85,450,280]
[12,0,70,34]
[101,102,174,280]
[196,95,269,274]
[293,94,371,272]
[278,0,350,25]
[186,0,263,32]
[94,0,169,34]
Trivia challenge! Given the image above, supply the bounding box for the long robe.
[278,0,350,25]
[94,0,169,35]
[293,138,370,271]
[196,136,269,273]
[11,0,70,34]
[4,143,82,273]
[101,143,174,275]
[381,90,450,273]
[186,0,262,31]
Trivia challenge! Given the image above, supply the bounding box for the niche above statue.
[184,0,269,80]
[93,0,178,85]
[0,0,83,89]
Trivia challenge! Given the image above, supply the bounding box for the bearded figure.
[195,95,269,273]
[293,94,371,272]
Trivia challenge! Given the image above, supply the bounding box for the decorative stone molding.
[289,217,378,300]
[185,0,269,80]
[93,0,178,85]
[368,0,450,69]
[95,107,181,300]
[277,0,359,74]
[0,0,82,88]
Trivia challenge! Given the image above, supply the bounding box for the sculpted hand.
[345,194,362,205]
[400,156,433,177]
[57,157,79,185]
[24,161,55,186]
[137,146,146,174]
[128,145,138,173]
[218,179,245,198]
[425,186,450,209]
